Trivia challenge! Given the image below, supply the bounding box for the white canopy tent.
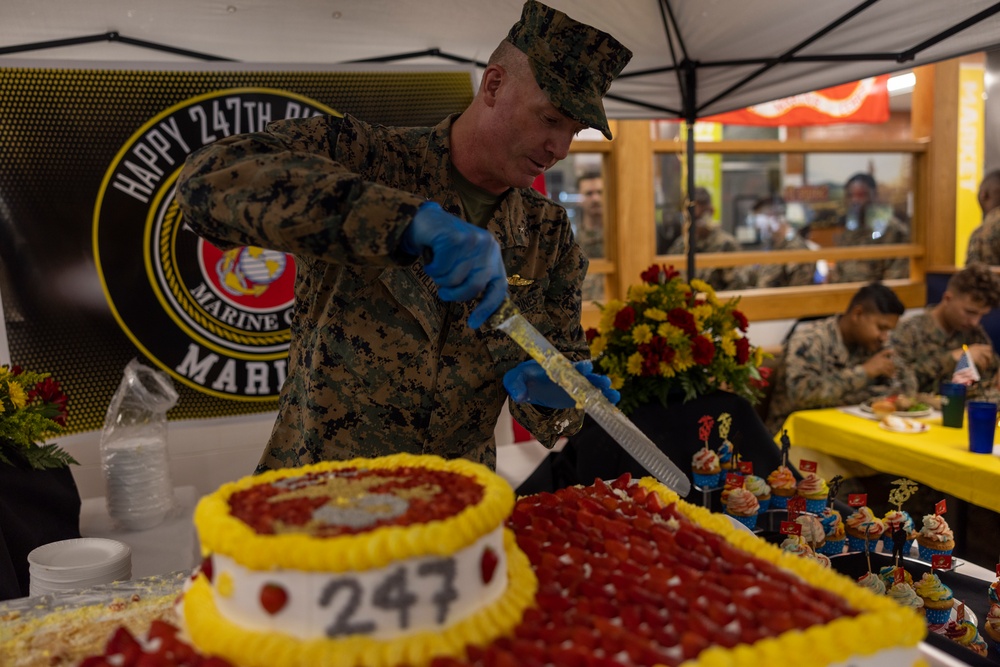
[4,0,1000,274]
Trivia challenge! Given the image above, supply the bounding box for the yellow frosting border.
[183,528,537,667]
[195,453,513,572]
[636,479,928,667]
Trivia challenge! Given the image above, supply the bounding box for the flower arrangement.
[0,364,76,469]
[585,264,768,415]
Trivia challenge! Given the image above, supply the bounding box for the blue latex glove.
[503,359,620,409]
[401,202,507,329]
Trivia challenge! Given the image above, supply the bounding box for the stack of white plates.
[103,436,174,530]
[27,538,132,597]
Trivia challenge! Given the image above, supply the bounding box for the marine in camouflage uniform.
[890,311,1000,402]
[742,232,816,289]
[966,207,1000,266]
[667,221,745,291]
[833,216,911,283]
[766,315,915,433]
[176,1,632,472]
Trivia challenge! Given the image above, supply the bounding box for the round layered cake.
[181,454,536,667]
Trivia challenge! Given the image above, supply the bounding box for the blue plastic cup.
[939,382,967,428]
[967,401,998,454]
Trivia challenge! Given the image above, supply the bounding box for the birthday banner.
[0,62,474,434]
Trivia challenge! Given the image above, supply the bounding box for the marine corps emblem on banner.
[94,88,338,400]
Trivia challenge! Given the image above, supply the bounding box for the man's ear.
[481,65,505,107]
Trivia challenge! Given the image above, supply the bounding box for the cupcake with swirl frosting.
[887,582,924,616]
[917,514,955,562]
[724,487,760,530]
[795,514,827,552]
[944,619,988,656]
[691,448,722,489]
[766,465,797,510]
[915,572,955,625]
[817,507,846,556]
[878,565,913,591]
[845,506,885,554]
[988,578,1000,606]
[796,472,829,513]
[743,474,771,514]
[984,603,1000,644]
[857,571,887,596]
[881,509,917,555]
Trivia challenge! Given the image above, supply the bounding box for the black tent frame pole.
[681,60,697,283]
[0,31,232,61]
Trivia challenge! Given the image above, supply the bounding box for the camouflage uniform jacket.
[667,225,745,291]
[744,233,815,288]
[765,315,914,433]
[889,311,1000,401]
[966,207,1000,266]
[833,216,910,283]
[176,113,589,472]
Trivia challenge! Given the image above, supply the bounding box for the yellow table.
[781,408,1000,513]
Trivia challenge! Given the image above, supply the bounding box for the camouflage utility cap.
[507,0,632,140]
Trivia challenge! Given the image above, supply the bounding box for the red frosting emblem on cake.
[227,467,484,537]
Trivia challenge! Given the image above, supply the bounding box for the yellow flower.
[598,300,625,335]
[658,362,676,378]
[7,381,27,409]
[753,346,766,367]
[692,304,714,326]
[631,324,653,345]
[644,307,666,322]
[720,335,736,358]
[627,283,656,303]
[689,278,715,297]
[589,335,608,357]
[626,353,644,376]
[609,373,624,390]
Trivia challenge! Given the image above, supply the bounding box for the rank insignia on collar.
[507,274,534,286]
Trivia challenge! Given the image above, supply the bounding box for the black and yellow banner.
[0,64,473,433]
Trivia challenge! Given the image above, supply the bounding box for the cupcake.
[984,604,1000,644]
[917,514,955,562]
[817,507,847,556]
[881,509,917,555]
[810,551,832,569]
[717,439,735,471]
[878,565,913,590]
[691,448,722,488]
[989,578,1000,606]
[766,465,796,510]
[719,474,743,508]
[845,506,886,553]
[914,572,955,625]
[743,475,771,513]
[780,534,813,558]
[724,487,760,530]
[796,472,829,513]
[795,514,826,552]
[857,571,887,596]
[944,620,989,656]
[887,582,925,615]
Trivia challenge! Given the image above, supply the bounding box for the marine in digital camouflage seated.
[766,283,914,433]
[176,1,631,472]
[890,263,1000,402]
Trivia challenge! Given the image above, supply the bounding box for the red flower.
[31,377,69,426]
[639,265,662,284]
[663,265,680,280]
[735,337,751,365]
[638,337,675,376]
[667,308,697,336]
[585,328,598,343]
[691,335,715,365]
[750,365,772,390]
[613,306,636,331]
[732,309,749,332]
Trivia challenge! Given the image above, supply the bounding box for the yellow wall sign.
[955,62,985,265]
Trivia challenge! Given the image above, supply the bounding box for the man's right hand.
[401,202,508,329]
[862,348,896,379]
[953,343,994,368]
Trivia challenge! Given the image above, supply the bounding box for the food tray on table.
[830,552,997,666]
[0,570,187,667]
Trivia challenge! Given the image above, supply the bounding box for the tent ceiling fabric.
[1,0,999,119]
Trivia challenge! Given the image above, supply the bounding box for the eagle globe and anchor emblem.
[94,88,337,400]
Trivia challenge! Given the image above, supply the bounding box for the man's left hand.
[503,360,620,409]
